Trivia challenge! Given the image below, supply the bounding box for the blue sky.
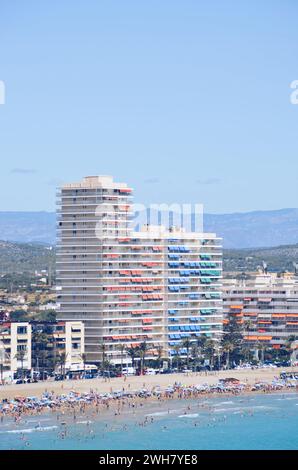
[0,0,298,213]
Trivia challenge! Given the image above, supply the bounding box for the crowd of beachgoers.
[1,374,297,423]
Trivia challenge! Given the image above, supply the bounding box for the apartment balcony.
[58,198,132,205]
[57,222,129,231]
[57,257,162,264]
[57,208,132,215]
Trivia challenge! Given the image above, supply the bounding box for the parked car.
[54,374,64,381]
[159,368,174,374]
[13,378,30,384]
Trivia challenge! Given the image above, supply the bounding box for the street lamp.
[0,342,5,385]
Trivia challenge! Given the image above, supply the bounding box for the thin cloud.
[11,168,37,175]
[195,178,221,185]
[144,177,160,184]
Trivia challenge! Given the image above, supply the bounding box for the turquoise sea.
[0,392,298,450]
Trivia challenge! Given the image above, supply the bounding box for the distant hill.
[204,208,298,248]
[0,240,55,275]
[0,211,56,244]
[0,208,298,248]
[0,240,298,276]
[223,244,298,273]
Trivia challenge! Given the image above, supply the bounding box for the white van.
[145,368,157,375]
[122,367,136,376]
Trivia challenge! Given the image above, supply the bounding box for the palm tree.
[57,352,68,379]
[126,346,137,368]
[213,341,222,370]
[37,349,49,380]
[117,344,125,375]
[221,317,244,367]
[191,344,199,372]
[80,353,87,376]
[204,339,216,370]
[197,335,208,360]
[156,345,163,371]
[182,338,192,369]
[255,340,267,364]
[98,339,107,372]
[260,342,267,363]
[243,319,254,342]
[15,348,27,381]
[139,341,148,375]
[284,335,298,364]
[241,345,252,363]
[243,319,254,361]
[0,342,5,385]
[173,344,181,370]
[221,341,234,369]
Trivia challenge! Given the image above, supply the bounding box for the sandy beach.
[1,367,297,400]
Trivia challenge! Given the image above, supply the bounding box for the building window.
[17,326,27,335]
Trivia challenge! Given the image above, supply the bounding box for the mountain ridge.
[0,209,298,249]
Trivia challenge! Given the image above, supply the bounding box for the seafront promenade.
[0,367,297,400]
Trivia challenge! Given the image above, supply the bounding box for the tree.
[254,340,268,363]
[56,352,68,378]
[80,353,87,375]
[126,346,137,368]
[15,348,27,380]
[182,338,192,369]
[156,345,163,370]
[243,319,254,342]
[0,342,5,384]
[98,339,107,372]
[36,349,50,380]
[32,329,53,372]
[173,344,181,370]
[191,344,199,372]
[138,341,148,375]
[241,345,252,363]
[213,341,222,370]
[221,341,234,369]
[282,335,298,363]
[9,310,29,322]
[37,310,56,322]
[117,344,125,374]
[221,317,244,366]
[242,319,254,360]
[197,335,208,362]
[204,339,216,370]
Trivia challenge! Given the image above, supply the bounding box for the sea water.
[0,393,297,450]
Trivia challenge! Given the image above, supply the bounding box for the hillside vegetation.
[0,241,55,275]
[0,240,298,276]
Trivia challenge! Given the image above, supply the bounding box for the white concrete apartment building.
[52,320,85,369]
[56,176,223,365]
[0,322,32,380]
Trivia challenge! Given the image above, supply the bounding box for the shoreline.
[1,386,297,429]
[0,367,297,424]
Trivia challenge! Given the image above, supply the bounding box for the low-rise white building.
[52,321,85,369]
[0,322,32,381]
